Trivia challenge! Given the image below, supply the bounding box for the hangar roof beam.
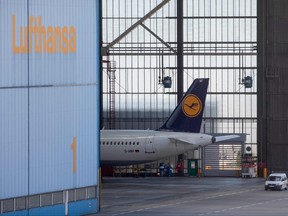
[102,0,171,55]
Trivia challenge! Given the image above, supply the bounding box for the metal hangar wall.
[258,0,288,175]
[0,0,101,215]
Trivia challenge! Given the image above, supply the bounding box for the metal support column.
[177,0,184,163]
[257,0,267,177]
[177,0,183,102]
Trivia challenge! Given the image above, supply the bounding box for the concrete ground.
[94,176,288,216]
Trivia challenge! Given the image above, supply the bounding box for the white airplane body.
[100,130,215,165]
[100,78,239,166]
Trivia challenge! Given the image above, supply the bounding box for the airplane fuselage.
[100,130,214,166]
[100,79,238,166]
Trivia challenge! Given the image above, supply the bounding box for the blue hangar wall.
[0,0,100,215]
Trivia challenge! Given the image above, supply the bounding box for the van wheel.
[285,187,287,190]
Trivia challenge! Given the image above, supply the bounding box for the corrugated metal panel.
[29,86,98,194]
[259,0,288,172]
[0,0,29,199]
[28,0,98,86]
[27,0,99,194]
[0,0,28,87]
[0,89,28,199]
[204,143,242,177]
[1,0,100,201]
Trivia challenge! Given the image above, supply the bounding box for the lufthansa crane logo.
[182,94,202,117]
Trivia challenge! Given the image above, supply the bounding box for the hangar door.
[203,143,242,177]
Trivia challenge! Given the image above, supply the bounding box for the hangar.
[101,0,288,178]
[1,0,288,215]
[101,0,256,177]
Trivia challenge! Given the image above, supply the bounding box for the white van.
[265,173,287,191]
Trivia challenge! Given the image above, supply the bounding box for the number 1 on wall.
[70,137,77,174]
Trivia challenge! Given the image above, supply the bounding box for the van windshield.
[268,176,281,181]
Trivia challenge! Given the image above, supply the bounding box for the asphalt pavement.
[92,176,288,216]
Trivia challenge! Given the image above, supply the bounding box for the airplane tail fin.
[158,78,209,133]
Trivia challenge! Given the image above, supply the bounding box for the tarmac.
[94,176,288,216]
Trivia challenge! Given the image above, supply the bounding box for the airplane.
[100,78,239,166]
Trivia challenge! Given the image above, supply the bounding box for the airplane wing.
[168,137,199,145]
[168,134,240,146]
[168,133,215,146]
[214,135,240,142]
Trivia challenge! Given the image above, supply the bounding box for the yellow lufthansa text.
[12,15,76,54]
